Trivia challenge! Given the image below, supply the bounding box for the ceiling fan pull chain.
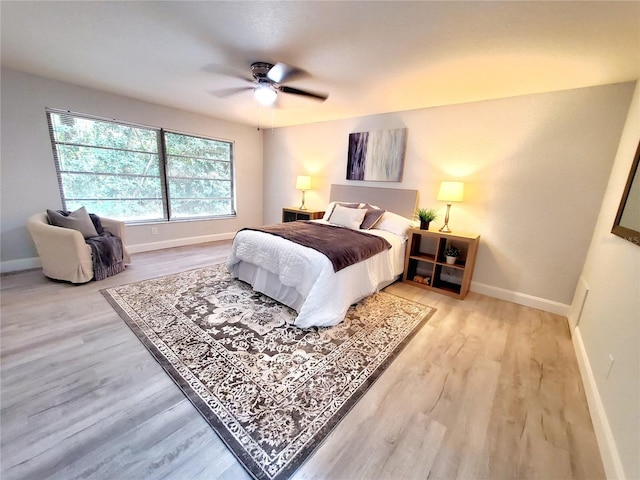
[257,104,262,131]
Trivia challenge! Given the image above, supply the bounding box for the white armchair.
[27,213,131,283]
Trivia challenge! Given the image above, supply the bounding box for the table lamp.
[296,175,312,210]
[437,181,464,232]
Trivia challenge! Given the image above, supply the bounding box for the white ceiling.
[2,1,639,128]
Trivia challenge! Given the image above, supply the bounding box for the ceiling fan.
[212,62,329,106]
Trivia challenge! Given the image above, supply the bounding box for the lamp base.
[299,190,307,210]
[439,203,452,233]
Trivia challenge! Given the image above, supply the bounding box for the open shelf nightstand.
[282,207,325,222]
[403,228,480,299]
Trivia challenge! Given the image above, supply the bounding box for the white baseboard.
[471,281,570,316]
[1,232,235,274]
[1,257,41,273]
[572,326,625,480]
[127,232,235,254]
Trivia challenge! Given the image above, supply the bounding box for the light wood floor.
[1,241,605,480]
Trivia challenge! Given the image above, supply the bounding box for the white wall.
[569,82,639,480]
[0,68,263,270]
[263,83,634,309]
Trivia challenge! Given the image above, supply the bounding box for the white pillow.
[322,201,361,220]
[374,211,418,237]
[322,202,337,221]
[328,204,367,229]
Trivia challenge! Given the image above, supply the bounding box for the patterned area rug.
[102,264,436,480]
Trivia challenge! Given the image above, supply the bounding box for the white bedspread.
[227,221,406,328]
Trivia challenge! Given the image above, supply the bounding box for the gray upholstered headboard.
[329,184,419,219]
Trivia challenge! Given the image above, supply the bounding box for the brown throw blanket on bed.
[241,221,391,272]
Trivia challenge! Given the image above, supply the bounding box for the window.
[46,109,235,223]
[164,132,234,220]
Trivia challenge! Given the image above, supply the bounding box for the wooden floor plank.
[1,241,605,479]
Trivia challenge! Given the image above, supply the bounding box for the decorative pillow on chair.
[328,204,367,229]
[47,206,99,239]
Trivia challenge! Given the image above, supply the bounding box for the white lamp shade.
[437,181,464,202]
[296,175,312,191]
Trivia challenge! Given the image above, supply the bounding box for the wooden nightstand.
[282,207,325,222]
[403,228,480,299]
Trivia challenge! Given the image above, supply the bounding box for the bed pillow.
[362,203,382,210]
[373,211,418,238]
[359,207,386,230]
[322,201,361,220]
[328,203,367,229]
[47,206,99,238]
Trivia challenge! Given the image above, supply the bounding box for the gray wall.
[263,83,635,308]
[569,81,639,480]
[1,68,263,270]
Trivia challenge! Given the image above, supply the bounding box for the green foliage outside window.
[47,110,235,222]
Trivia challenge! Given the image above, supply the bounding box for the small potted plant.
[443,245,460,265]
[415,208,438,230]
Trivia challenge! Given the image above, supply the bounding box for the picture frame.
[611,139,640,246]
[346,128,407,182]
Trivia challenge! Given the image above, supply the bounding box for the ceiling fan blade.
[278,85,328,101]
[267,63,307,83]
[210,86,254,98]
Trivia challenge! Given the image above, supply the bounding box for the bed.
[227,185,419,328]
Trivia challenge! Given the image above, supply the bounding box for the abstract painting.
[346,128,407,181]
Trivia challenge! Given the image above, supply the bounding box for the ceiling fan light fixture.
[254,83,277,106]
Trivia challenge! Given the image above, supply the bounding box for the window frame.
[163,129,236,222]
[46,108,236,224]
